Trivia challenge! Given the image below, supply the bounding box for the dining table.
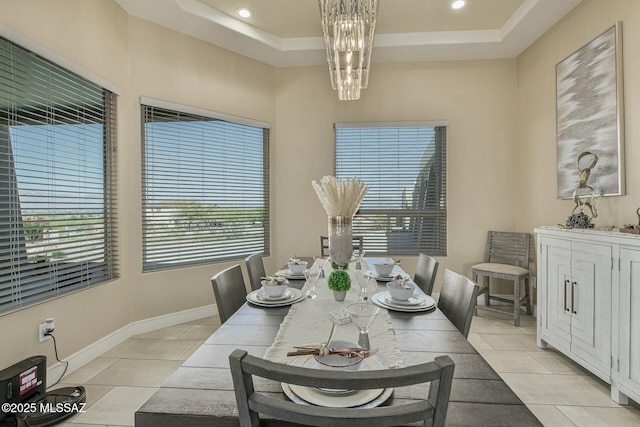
[135,258,542,426]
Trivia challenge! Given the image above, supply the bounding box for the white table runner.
[264,261,404,369]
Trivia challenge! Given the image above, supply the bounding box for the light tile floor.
[46,310,640,427]
[470,309,640,427]
[52,316,221,427]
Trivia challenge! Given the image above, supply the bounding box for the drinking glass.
[346,302,380,350]
[353,269,371,302]
[314,257,329,279]
[353,249,367,271]
[304,267,320,299]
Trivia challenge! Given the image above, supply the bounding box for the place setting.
[363,260,409,282]
[246,276,305,307]
[372,275,436,312]
[282,355,392,408]
[281,307,393,408]
[274,256,310,280]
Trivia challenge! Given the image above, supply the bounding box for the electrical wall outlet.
[38,318,54,343]
[38,323,51,342]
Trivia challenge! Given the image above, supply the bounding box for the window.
[0,37,118,315]
[142,102,270,271]
[335,122,446,256]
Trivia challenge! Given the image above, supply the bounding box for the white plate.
[364,270,410,282]
[373,292,436,312]
[283,355,390,408]
[281,383,393,409]
[256,288,294,301]
[372,292,436,312]
[275,269,308,279]
[380,291,427,306]
[246,288,304,307]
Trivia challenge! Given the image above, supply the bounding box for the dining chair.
[438,269,480,338]
[413,253,439,295]
[471,231,531,326]
[229,349,455,427]
[211,264,247,324]
[320,235,364,258]
[244,253,266,292]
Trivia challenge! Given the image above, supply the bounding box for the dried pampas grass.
[312,176,368,217]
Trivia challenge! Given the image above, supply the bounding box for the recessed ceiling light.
[451,0,466,10]
[236,8,252,18]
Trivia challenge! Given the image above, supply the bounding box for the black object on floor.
[15,386,86,427]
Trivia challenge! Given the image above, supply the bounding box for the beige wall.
[126,17,276,321]
[273,60,519,284]
[516,0,640,242]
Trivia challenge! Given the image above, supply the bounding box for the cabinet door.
[570,242,612,376]
[619,247,640,396]
[540,240,572,349]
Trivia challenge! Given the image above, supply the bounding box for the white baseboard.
[131,304,216,336]
[47,304,216,386]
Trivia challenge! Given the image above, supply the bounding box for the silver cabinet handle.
[564,280,569,312]
[571,281,577,314]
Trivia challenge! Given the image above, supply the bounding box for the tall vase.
[328,215,353,266]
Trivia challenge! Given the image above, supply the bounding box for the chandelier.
[318,0,380,101]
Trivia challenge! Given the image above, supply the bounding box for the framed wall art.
[556,22,625,198]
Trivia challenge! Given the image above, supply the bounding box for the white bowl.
[260,280,289,298]
[386,281,415,301]
[373,263,394,277]
[287,261,308,275]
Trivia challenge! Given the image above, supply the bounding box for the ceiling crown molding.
[116,0,582,66]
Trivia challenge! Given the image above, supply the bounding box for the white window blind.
[335,123,447,256]
[0,36,118,315]
[142,105,270,271]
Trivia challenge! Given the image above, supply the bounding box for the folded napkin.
[392,274,411,289]
[261,275,287,285]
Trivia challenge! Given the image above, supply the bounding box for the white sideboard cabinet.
[536,226,640,404]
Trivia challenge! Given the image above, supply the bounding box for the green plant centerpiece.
[328,269,351,301]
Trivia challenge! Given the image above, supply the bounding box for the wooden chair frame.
[230,349,454,427]
[245,252,266,292]
[472,231,531,326]
[210,264,247,324]
[438,269,480,338]
[414,253,439,295]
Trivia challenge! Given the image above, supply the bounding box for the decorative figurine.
[566,151,599,229]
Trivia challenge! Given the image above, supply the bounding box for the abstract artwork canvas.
[556,23,625,198]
